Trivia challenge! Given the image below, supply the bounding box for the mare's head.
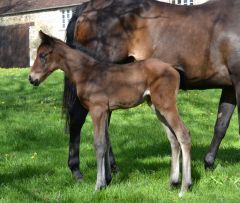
[29,31,60,86]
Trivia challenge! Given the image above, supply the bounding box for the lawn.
[0,68,240,202]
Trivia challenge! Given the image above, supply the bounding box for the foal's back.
[89,58,180,110]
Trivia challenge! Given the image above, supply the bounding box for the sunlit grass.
[0,68,240,202]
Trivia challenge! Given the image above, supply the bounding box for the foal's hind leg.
[155,106,191,195]
[161,123,181,186]
[204,87,236,169]
[149,67,191,195]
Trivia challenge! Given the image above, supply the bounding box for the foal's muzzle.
[28,75,40,86]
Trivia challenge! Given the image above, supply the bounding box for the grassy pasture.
[0,68,240,202]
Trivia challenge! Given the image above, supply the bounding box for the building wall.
[0,8,73,65]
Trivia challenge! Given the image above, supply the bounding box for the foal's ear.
[39,30,54,46]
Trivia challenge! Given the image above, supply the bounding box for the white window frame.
[61,9,73,29]
[174,0,194,5]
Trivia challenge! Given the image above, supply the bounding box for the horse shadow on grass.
[112,140,202,183]
[108,117,240,185]
[111,140,240,185]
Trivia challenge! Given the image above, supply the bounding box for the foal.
[29,31,191,195]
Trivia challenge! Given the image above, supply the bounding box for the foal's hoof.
[170,181,180,188]
[111,164,119,173]
[204,154,215,170]
[95,183,107,191]
[72,170,84,182]
[179,183,192,198]
[178,191,185,198]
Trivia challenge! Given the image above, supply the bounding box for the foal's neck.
[56,42,98,83]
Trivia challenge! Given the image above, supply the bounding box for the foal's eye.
[39,53,44,58]
[39,53,48,65]
[39,52,48,59]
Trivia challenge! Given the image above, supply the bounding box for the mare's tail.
[62,2,88,132]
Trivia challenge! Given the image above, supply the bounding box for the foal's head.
[29,31,61,86]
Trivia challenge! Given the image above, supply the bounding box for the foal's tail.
[62,2,88,132]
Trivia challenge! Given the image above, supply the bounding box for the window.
[174,0,194,5]
[61,9,73,29]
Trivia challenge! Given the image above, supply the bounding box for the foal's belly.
[108,89,147,110]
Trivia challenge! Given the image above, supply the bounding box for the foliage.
[0,68,240,202]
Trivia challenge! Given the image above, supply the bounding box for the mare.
[29,31,191,195]
[63,0,240,179]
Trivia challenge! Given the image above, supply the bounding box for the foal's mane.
[68,42,110,64]
[40,32,109,64]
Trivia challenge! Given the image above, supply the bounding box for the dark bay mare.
[63,0,240,179]
[29,31,191,195]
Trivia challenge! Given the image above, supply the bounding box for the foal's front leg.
[90,107,111,190]
[105,128,112,185]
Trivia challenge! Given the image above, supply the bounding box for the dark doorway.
[0,23,31,68]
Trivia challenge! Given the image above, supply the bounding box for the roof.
[0,0,89,16]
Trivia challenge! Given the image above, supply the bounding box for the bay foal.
[29,31,191,195]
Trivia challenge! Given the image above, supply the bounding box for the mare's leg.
[204,87,236,169]
[68,98,88,180]
[108,111,118,173]
[229,60,240,133]
[90,106,111,190]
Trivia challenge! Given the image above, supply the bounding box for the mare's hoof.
[111,164,119,173]
[72,170,84,181]
[204,154,215,170]
[106,176,112,186]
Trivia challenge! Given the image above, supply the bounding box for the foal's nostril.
[28,75,39,86]
[33,79,39,86]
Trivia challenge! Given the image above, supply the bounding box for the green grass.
[0,68,240,202]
